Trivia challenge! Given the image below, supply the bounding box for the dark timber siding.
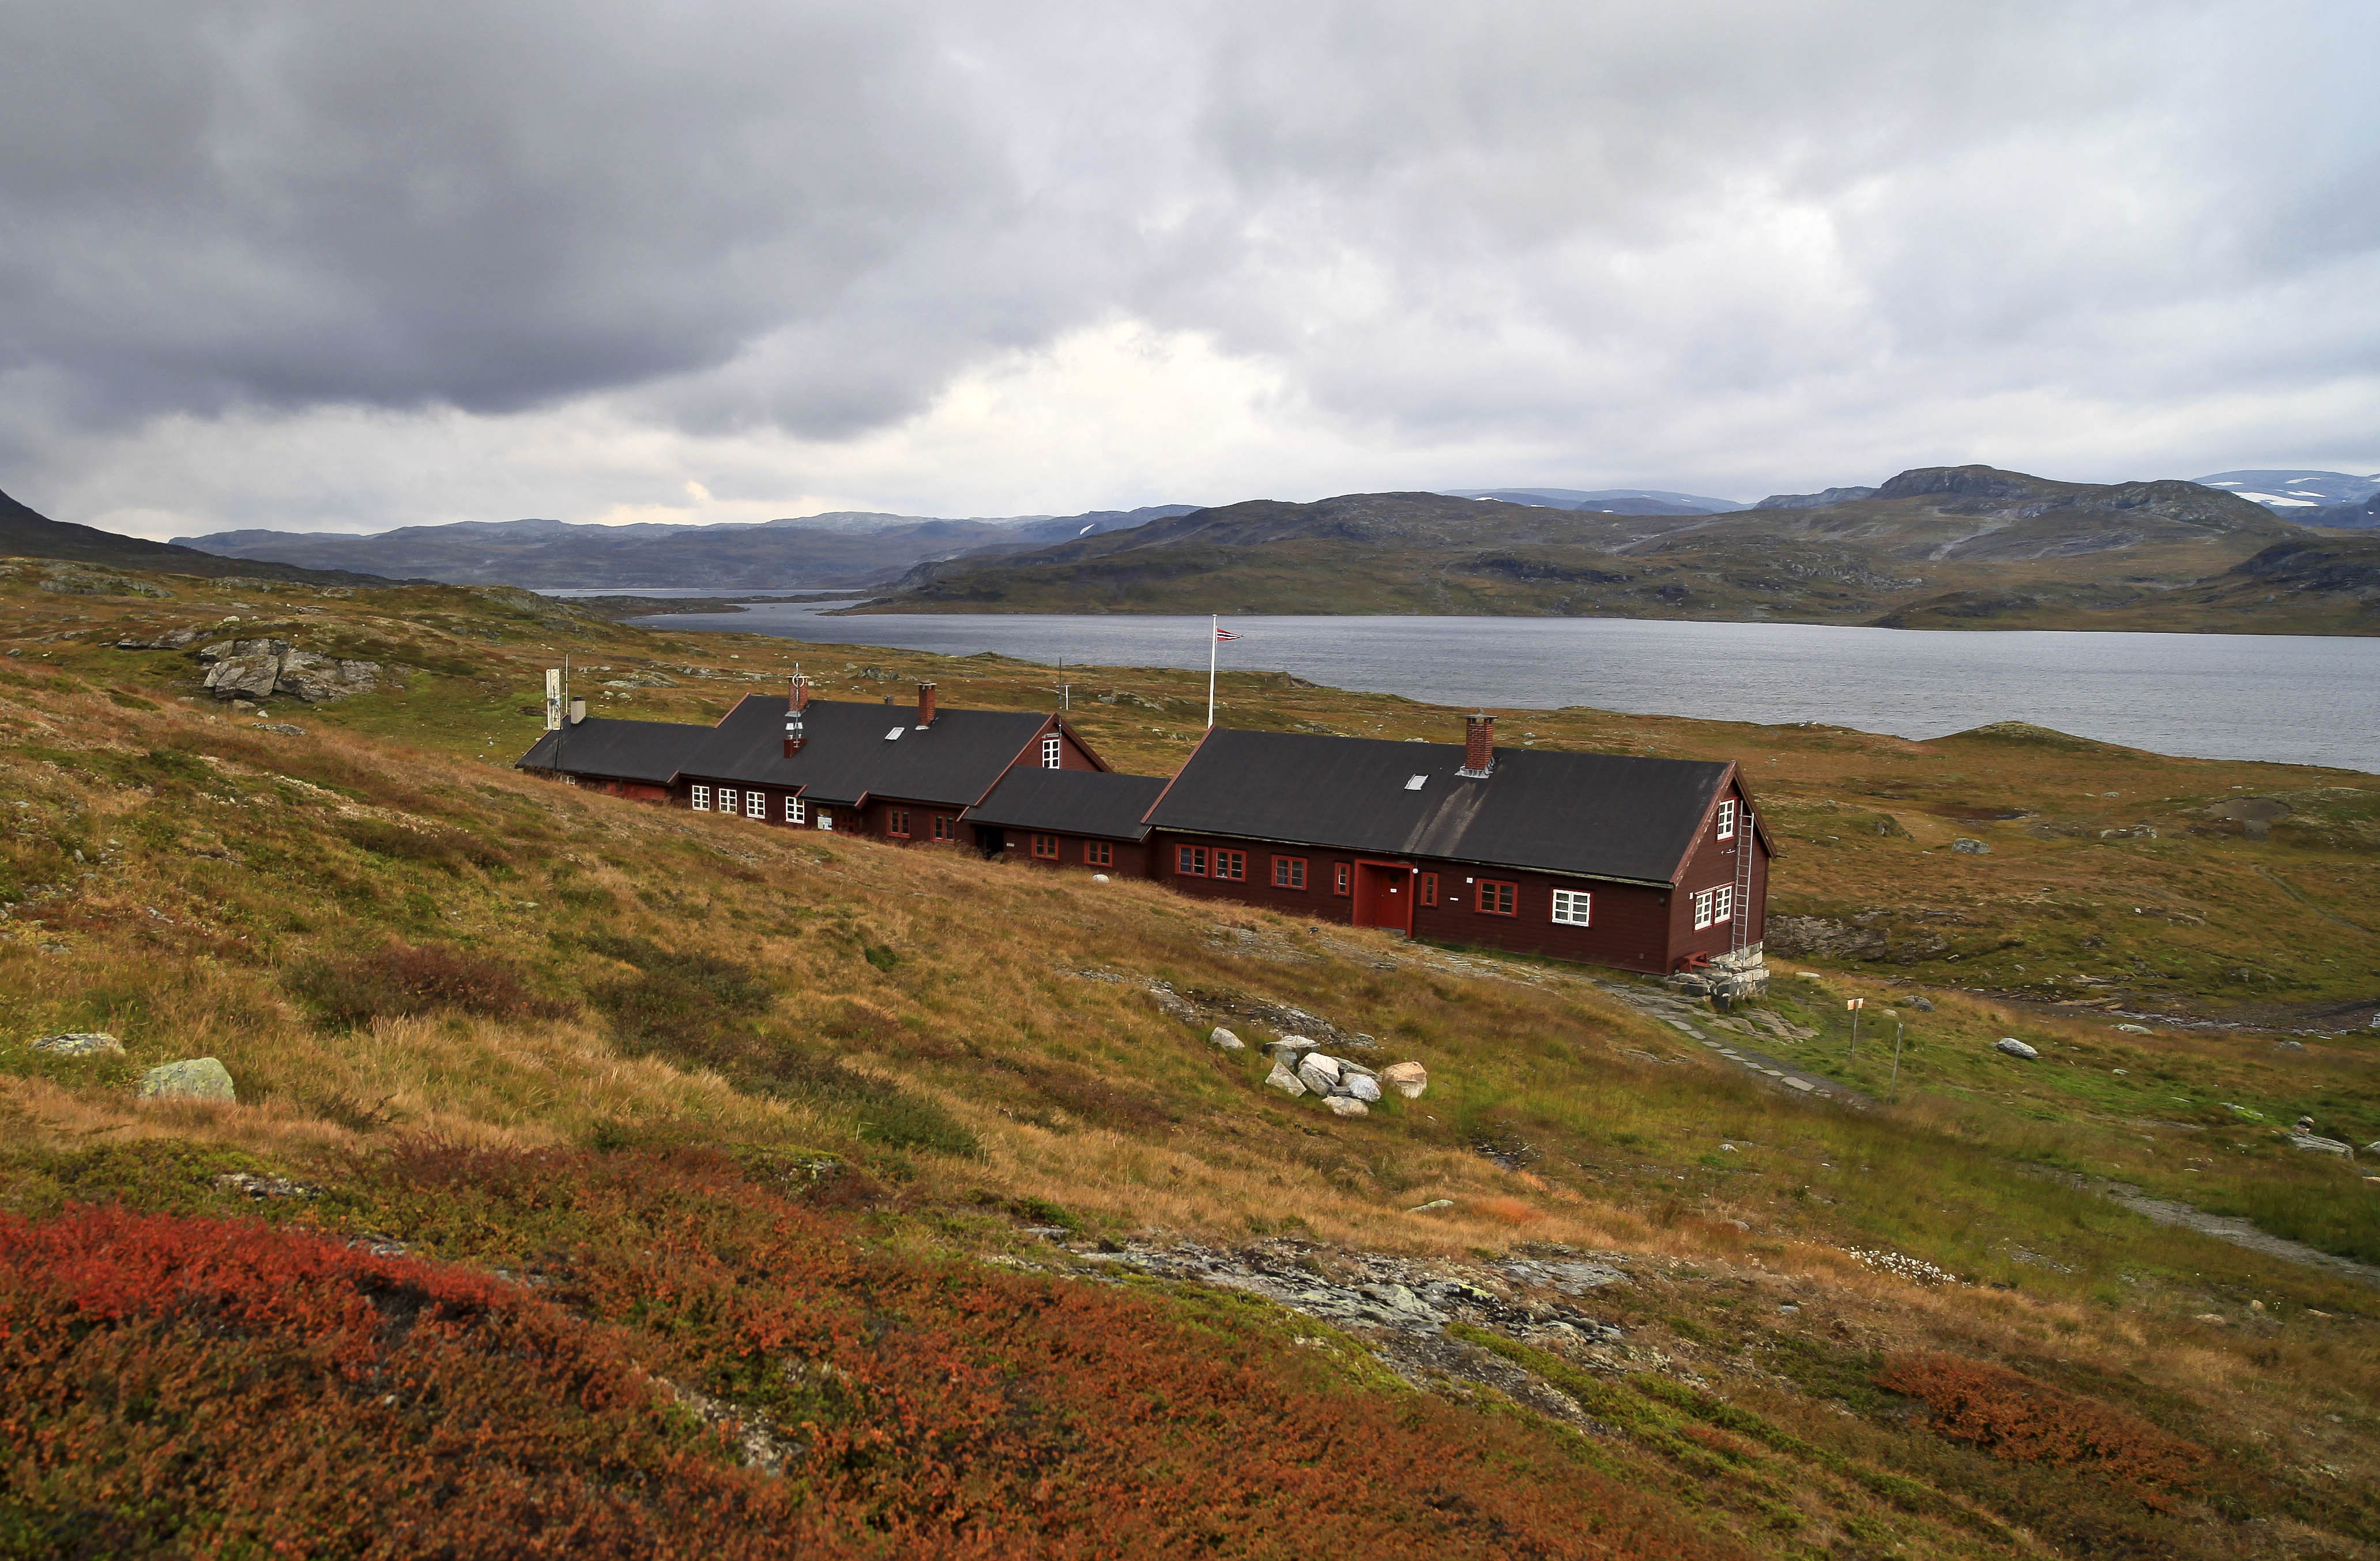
[1149,829,1684,974]
[1004,832,1148,876]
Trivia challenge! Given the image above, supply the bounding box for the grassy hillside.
[0,484,394,587]
[4,557,2378,1557]
[855,469,2380,634]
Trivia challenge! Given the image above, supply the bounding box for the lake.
[617,603,2380,774]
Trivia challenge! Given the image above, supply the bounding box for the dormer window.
[1405,775,1426,791]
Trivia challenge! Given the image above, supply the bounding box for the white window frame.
[1041,734,1063,769]
[784,794,805,825]
[1692,888,1715,930]
[1716,799,1737,840]
[1713,884,1733,924]
[690,784,711,812]
[1550,888,1592,926]
[745,790,766,819]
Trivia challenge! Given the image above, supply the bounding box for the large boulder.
[1380,1061,1428,1099]
[137,1057,236,1102]
[1343,1074,1383,1103]
[1264,1059,1308,1098]
[1208,1026,1246,1052]
[1324,1096,1370,1118]
[1296,1054,1342,1095]
[32,1031,124,1057]
[1994,1037,2039,1060]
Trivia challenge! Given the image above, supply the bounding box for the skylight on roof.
[1405,774,1426,790]
[884,726,905,741]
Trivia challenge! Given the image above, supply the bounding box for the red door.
[1352,861,1415,936]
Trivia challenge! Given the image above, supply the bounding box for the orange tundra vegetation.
[0,1147,1743,1561]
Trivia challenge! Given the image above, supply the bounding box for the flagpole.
[1207,615,1218,729]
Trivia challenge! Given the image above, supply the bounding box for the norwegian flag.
[1214,625,1241,641]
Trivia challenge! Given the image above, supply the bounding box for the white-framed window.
[1550,888,1592,926]
[1693,888,1716,930]
[1041,734,1063,768]
[784,794,805,825]
[745,790,766,819]
[690,784,711,812]
[1716,799,1737,840]
[1712,885,1733,924]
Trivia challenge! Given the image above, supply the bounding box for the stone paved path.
[1596,982,1872,1108]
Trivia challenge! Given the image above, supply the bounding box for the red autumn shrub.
[1877,1352,2209,1506]
[3,1156,1754,1559]
[0,1205,800,1559]
[285,938,566,1029]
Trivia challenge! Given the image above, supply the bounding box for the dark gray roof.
[1144,728,1733,885]
[966,768,1168,839]
[681,696,1058,806]
[517,718,701,785]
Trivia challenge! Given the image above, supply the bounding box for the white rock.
[138,1057,236,1102]
[1091,873,1109,883]
[32,1031,124,1057]
[1994,1037,2039,1060]
[1380,1061,1428,1099]
[1208,1026,1246,1052]
[1324,1096,1369,1117]
[1296,1055,1341,1094]
[1407,1198,1453,1213]
[1343,1074,1383,1103]
[2115,1023,2151,1034]
[1271,1035,1321,1058]
[1264,1060,1307,1098]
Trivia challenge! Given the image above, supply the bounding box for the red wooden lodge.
[520,678,1769,976]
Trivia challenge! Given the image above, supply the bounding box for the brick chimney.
[1459,712,1494,778]
[783,672,808,756]
[917,681,937,728]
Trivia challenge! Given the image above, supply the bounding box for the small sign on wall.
[545,668,563,731]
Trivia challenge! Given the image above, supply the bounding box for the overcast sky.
[3,1,2375,538]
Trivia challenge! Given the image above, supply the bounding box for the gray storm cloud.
[1,0,2374,533]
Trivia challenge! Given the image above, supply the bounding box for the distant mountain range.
[1440,487,1749,515]
[2193,470,2380,528]
[170,507,1200,590]
[853,465,2378,634]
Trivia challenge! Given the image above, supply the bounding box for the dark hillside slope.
[856,469,2337,631]
[0,486,390,585]
[174,506,1200,590]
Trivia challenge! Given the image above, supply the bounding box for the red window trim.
[931,815,957,843]
[1332,862,1351,897]
[1176,844,1208,877]
[1418,871,1437,906]
[1030,832,1060,860]
[1086,840,1113,868]
[1475,878,1518,916]
[1272,855,1307,890]
[1213,849,1247,881]
[886,808,910,839]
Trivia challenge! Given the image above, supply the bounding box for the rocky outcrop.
[194,638,383,703]
[32,1031,123,1057]
[1753,486,1878,510]
[114,626,203,650]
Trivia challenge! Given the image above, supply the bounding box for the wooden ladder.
[1730,812,1755,956]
